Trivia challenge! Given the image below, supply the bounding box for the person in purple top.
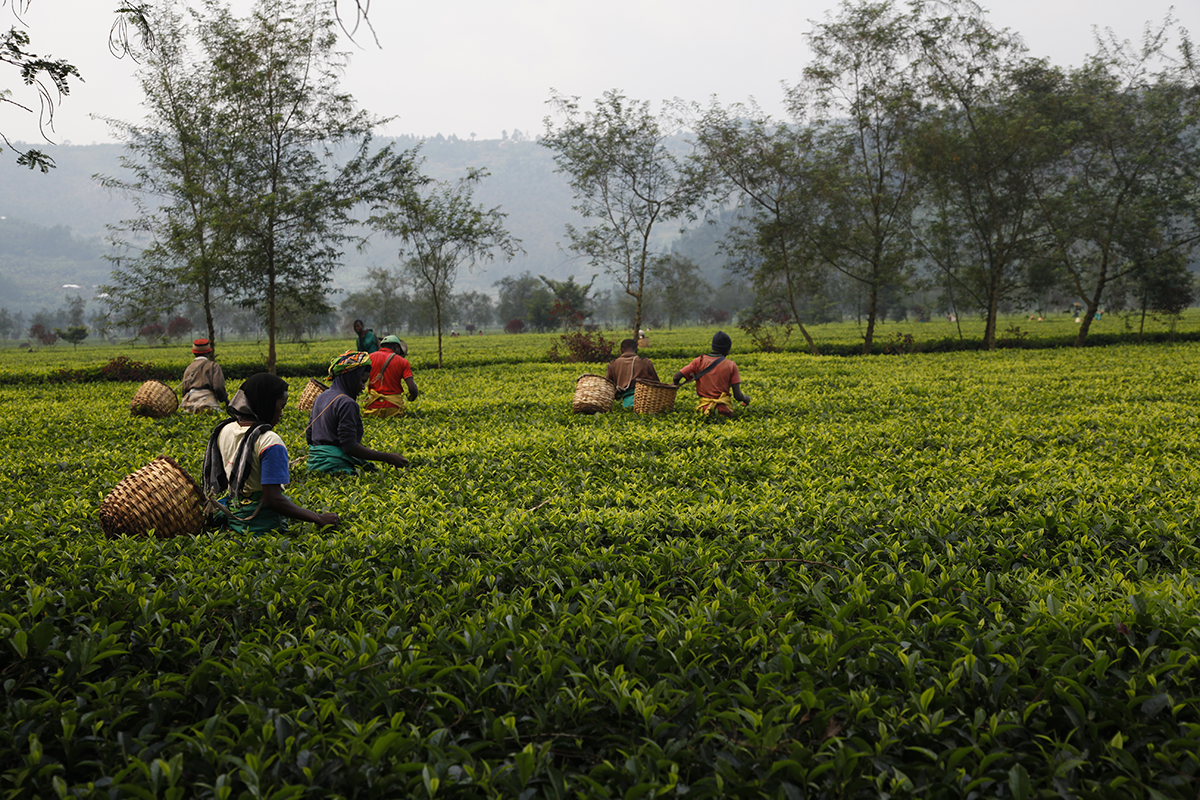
[307,350,409,474]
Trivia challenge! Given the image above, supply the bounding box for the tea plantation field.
[3,344,1200,798]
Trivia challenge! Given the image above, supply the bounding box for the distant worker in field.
[180,338,227,413]
[672,331,750,416]
[364,335,418,418]
[307,350,410,473]
[352,319,380,354]
[202,372,339,534]
[605,338,658,409]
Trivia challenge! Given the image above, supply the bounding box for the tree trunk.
[631,288,642,341]
[782,275,818,356]
[1075,308,1096,346]
[631,250,647,340]
[946,280,964,342]
[983,268,1002,350]
[267,258,277,375]
[203,279,216,346]
[433,290,444,368]
[775,240,818,355]
[862,283,879,355]
[1074,283,1105,347]
[797,322,817,354]
[1075,262,1108,347]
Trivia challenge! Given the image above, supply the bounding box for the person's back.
[202,373,339,534]
[606,339,659,408]
[307,350,410,474]
[686,354,739,398]
[307,375,363,452]
[181,338,227,413]
[672,331,750,416]
[364,336,418,418]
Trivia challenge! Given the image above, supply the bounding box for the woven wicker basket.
[130,380,178,418]
[98,455,205,539]
[573,374,616,414]
[297,378,328,412]
[633,378,678,414]
[637,337,650,348]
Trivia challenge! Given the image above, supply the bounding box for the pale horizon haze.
[3,0,1198,151]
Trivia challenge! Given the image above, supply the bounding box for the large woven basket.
[637,337,650,348]
[297,378,328,412]
[130,380,178,418]
[573,374,615,414]
[633,378,678,414]
[98,455,205,539]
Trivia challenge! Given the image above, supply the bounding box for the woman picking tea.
[202,373,339,534]
[307,351,410,474]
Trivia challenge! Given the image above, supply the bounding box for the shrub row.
[15,327,1200,388]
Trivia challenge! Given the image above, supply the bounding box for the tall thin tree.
[543,90,709,340]
[369,166,520,368]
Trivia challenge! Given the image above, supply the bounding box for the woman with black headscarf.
[307,351,409,474]
[202,372,339,534]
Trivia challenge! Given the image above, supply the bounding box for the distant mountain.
[386,134,591,293]
[0,217,111,310]
[0,144,136,240]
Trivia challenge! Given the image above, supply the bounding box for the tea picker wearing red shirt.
[672,331,750,416]
[364,335,419,418]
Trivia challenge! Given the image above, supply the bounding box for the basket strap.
[206,490,264,522]
[203,492,227,517]
[692,356,725,382]
[302,392,341,439]
[370,353,396,391]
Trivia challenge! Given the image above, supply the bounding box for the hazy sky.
[3,0,1197,148]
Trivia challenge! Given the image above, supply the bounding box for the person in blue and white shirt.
[202,373,339,534]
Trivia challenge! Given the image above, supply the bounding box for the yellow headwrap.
[328,350,371,379]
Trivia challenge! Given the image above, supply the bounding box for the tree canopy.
[369,165,520,367]
[100,0,417,372]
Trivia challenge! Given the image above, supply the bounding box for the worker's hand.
[382,452,410,468]
[315,512,340,528]
[740,394,751,406]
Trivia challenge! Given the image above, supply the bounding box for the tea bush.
[2,345,1200,797]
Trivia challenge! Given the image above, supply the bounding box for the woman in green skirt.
[306,350,409,474]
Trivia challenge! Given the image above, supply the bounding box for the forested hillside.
[0,217,110,310]
[393,134,592,290]
[0,144,133,239]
